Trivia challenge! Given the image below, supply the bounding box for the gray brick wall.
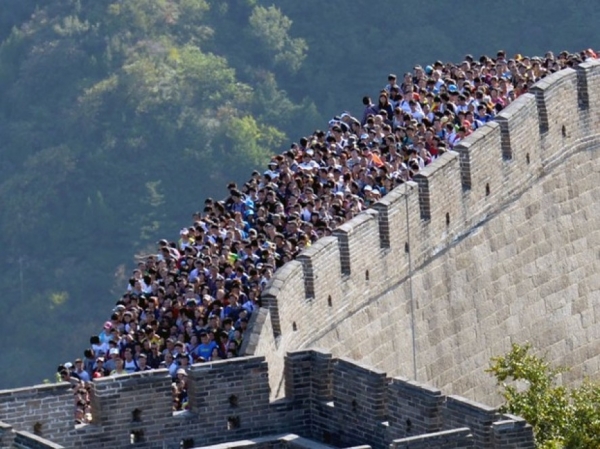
[243,58,600,409]
[0,421,16,448]
[12,431,65,449]
[7,58,600,449]
[0,383,73,446]
[279,350,534,449]
[390,428,475,449]
[0,350,535,449]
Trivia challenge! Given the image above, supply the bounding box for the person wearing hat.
[447,84,459,96]
[263,161,280,180]
[122,311,136,334]
[113,304,126,314]
[178,228,194,251]
[103,347,120,372]
[73,358,90,382]
[173,368,189,411]
[93,356,109,378]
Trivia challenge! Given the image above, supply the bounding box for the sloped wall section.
[246,59,600,405]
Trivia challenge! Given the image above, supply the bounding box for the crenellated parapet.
[243,58,600,404]
[5,57,600,449]
[0,350,535,449]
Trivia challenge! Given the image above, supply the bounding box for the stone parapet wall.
[0,350,533,449]
[245,59,600,405]
[5,57,600,449]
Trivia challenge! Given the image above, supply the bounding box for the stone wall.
[0,358,289,449]
[247,58,600,405]
[281,350,534,449]
[0,350,533,449]
[0,422,65,449]
[5,55,600,449]
[390,428,475,449]
[0,383,73,444]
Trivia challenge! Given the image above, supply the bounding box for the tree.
[488,343,600,449]
[0,0,309,389]
[247,5,307,74]
[0,0,38,41]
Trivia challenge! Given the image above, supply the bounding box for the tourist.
[70,47,599,423]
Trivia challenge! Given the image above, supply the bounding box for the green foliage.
[0,0,38,41]
[0,145,78,238]
[488,343,600,448]
[248,5,307,73]
[0,0,309,388]
[0,0,599,389]
[219,115,285,179]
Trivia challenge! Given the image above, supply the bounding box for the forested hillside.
[0,0,598,388]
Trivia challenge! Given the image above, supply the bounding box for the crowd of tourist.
[58,48,598,421]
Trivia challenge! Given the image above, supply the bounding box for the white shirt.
[299,160,319,171]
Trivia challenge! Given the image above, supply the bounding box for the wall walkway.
[244,60,600,405]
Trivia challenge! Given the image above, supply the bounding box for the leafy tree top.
[488,343,600,449]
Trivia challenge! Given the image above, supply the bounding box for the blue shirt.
[196,342,217,361]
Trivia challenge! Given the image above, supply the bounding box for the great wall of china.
[244,58,600,405]
[2,59,600,448]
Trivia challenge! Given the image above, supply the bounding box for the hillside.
[0,0,599,388]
